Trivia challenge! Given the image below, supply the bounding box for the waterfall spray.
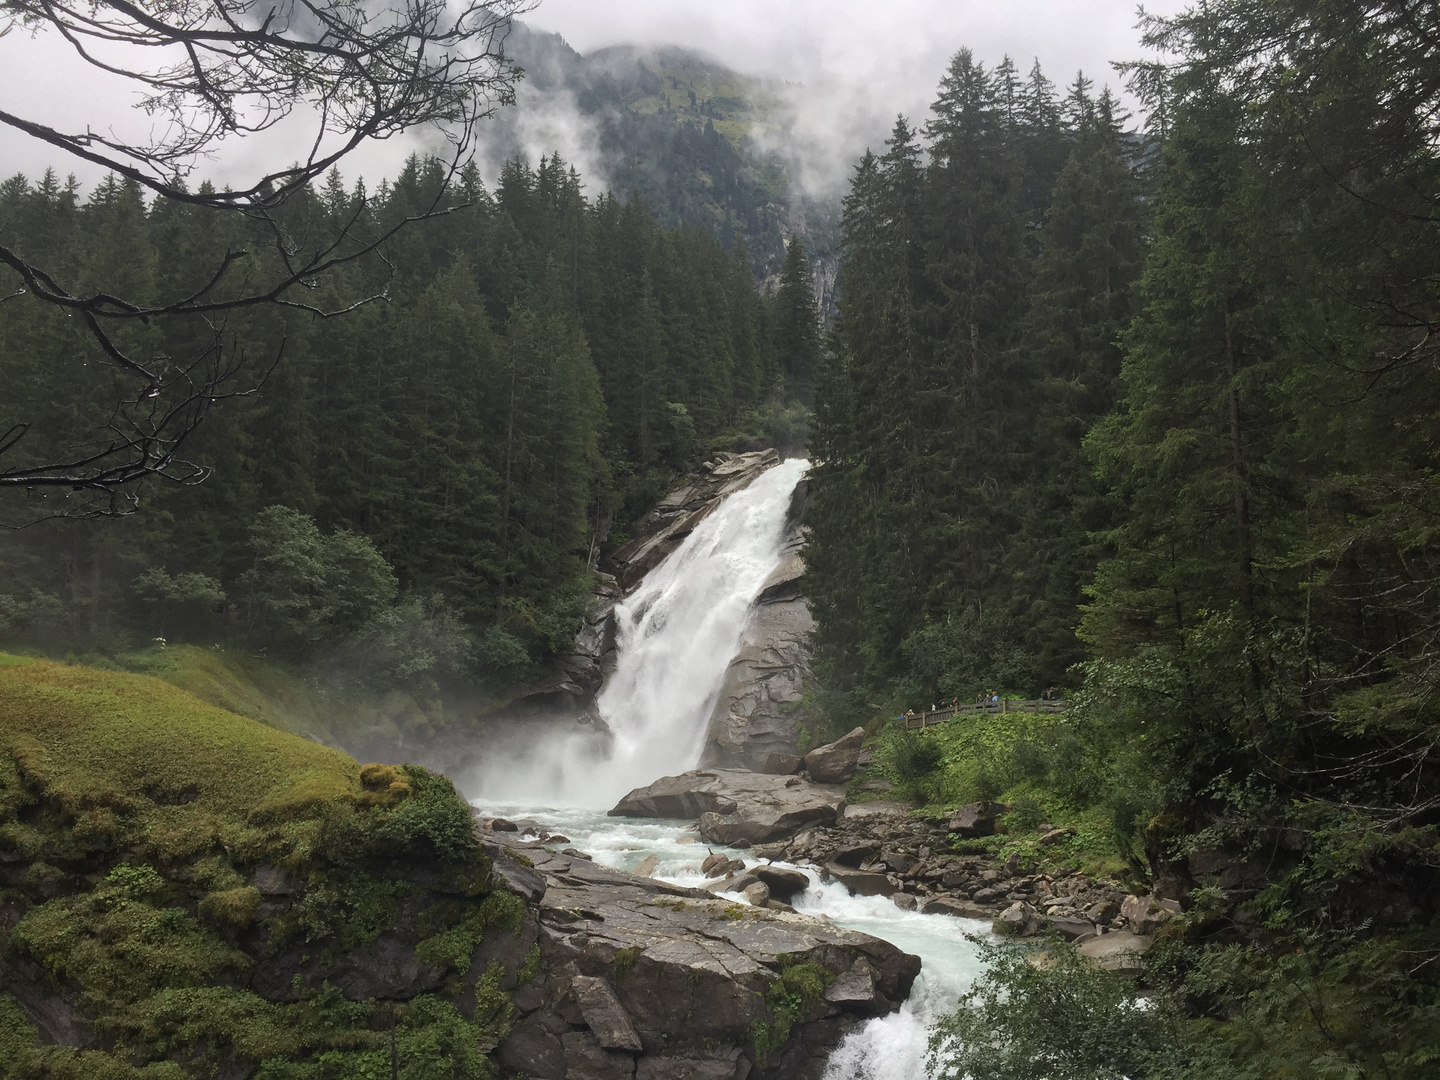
[470,457,808,808]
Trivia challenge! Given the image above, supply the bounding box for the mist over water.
[468,457,808,809]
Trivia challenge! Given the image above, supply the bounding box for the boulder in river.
[824,863,896,897]
[921,897,992,919]
[611,768,846,845]
[491,838,920,1080]
[802,726,867,784]
[753,865,811,902]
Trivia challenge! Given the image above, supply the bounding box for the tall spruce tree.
[772,235,822,402]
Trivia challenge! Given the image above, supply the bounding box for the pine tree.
[772,236,821,403]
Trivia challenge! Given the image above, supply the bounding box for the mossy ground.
[118,646,334,744]
[29,643,461,756]
[0,660,524,1080]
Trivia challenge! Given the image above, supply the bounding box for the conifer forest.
[1,1,1437,1078]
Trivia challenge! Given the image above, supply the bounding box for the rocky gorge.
[605,727,1173,968]
[505,449,814,775]
[479,835,921,1080]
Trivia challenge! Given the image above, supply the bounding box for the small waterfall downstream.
[469,457,808,808]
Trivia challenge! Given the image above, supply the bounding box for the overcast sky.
[1,0,1189,197]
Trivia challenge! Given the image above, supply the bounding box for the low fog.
[1,0,1188,201]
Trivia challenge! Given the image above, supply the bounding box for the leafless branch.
[0,0,534,513]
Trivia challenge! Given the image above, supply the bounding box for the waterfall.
[469,457,808,808]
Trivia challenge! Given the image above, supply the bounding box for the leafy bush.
[240,506,398,650]
[929,937,1188,1080]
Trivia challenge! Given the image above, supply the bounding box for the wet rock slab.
[489,840,920,1080]
[609,768,847,845]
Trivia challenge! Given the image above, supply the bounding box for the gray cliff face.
[486,838,920,1080]
[511,450,815,777]
[701,476,812,769]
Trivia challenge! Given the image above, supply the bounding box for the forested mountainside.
[494,24,834,279]
[810,2,1439,1074]
[0,156,820,700]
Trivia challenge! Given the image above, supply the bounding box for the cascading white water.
[469,457,808,808]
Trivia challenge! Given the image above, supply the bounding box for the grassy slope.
[0,660,518,1080]
[0,658,360,833]
[862,711,1131,880]
[118,646,335,743]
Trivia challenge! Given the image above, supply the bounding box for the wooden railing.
[903,699,1067,730]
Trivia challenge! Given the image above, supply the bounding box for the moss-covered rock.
[0,660,533,1079]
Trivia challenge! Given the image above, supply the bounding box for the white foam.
[469,805,989,1080]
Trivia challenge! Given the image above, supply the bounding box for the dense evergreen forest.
[2,0,1437,1073]
[0,156,819,694]
[808,1,1439,1074]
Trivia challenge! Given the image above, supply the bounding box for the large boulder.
[753,865,811,902]
[1078,931,1152,975]
[493,840,921,1080]
[947,802,1001,838]
[1120,894,1168,935]
[823,863,896,897]
[802,727,867,784]
[571,976,644,1051]
[993,901,1041,937]
[611,769,846,846]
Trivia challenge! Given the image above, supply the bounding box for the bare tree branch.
[0,0,535,513]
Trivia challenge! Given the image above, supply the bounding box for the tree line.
[809,2,1439,1074]
[0,155,821,689]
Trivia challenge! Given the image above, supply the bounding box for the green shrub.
[928,937,1188,1080]
[751,959,836,1069]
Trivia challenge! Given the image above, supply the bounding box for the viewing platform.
[903,698,1067,730]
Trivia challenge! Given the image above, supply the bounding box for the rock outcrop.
[802,727,866,784]
[506,448,819,771]
[485,838,921,1080]
[610,769,847,845]
[505,450,785,717]
[702,476,814,770]
[610,449,782,590]
[757,809,1162,944]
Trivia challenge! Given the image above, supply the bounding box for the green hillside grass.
[119,645,332,741]
[0,659,364,867]
[0,660,511,1080]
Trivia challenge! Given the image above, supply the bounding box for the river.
[468,455,990,1078]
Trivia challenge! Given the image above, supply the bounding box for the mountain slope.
[486,24,838,278]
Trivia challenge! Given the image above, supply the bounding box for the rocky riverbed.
[478,832,921,1080]
[603,726,1175,957]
